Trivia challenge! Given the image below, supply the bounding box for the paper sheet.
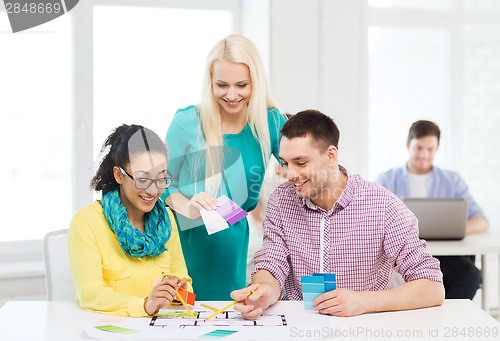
[201,209,229,235]
[84,303,337,340]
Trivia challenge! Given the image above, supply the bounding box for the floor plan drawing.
[149,310,287,328]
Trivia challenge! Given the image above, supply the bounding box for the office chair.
[389,270,405,288]
[43,229,75,301]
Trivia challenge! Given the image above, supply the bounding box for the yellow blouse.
[68,201,192,316]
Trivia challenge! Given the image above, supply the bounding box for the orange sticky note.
[174,287,196,306]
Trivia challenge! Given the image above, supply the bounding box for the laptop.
[402,198,468,240]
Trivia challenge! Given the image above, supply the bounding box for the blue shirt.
[376,165,486,220]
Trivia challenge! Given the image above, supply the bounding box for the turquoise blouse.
[163,105,285,300]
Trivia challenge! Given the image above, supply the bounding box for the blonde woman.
[163,34,286,300]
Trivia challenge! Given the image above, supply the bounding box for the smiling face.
[279,135,339,207]
[211,59,252,118]
[407,135,439,174]
[114,151,167,218]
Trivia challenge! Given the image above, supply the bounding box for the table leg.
[481,254,488,312]
[498,255,500,318]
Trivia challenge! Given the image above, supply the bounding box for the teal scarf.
[101,189,171,258]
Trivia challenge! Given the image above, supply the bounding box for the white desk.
[426,230,500,313]
[0,300,498,340]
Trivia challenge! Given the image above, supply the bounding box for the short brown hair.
[407,120,441,146]
[281,109,340,151]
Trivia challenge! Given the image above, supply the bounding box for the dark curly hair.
[90,124,167,194]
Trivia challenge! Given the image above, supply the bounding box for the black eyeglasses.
[119,167,173,190]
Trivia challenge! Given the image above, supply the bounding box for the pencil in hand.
[162,272,195,318]
[176,290,196,318]
[205,290,255,320]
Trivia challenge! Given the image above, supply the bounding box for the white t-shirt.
[407,172,431,197]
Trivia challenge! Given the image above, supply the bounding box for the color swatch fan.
[215,195,248,224]
[201,195,248,235]
[301,273,336,310]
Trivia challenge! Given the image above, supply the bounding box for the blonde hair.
[197,34,277,196]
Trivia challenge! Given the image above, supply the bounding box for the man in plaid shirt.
[231,110,444,319]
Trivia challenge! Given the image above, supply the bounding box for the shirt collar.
[404,162,435,176]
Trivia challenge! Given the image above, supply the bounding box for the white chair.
[43,229,75,301]
[389,269,406,288]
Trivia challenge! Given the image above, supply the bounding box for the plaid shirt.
[253,167,443,300]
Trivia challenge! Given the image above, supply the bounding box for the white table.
[0,300,498,340]
[426,230,500,313]
[332,300,499,340]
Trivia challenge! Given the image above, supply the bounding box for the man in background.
[377,120,488,300]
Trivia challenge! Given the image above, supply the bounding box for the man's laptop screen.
[402,198,468,240]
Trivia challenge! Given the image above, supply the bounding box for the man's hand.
[231,283,274,320]
[313,288,367,317]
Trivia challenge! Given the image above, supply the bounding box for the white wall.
[269,0,368,175]
[0,241,45,307]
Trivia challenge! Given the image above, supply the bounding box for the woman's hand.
[144,276,186,315]
[187,192,219,219]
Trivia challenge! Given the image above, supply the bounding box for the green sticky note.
[157,311,193,318]
[95,325,138,334]
[201,329,238,339]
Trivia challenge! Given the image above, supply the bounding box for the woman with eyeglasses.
[163,34,286,300]
[68,124,192,317]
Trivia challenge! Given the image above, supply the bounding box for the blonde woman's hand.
[187,192,219,219]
